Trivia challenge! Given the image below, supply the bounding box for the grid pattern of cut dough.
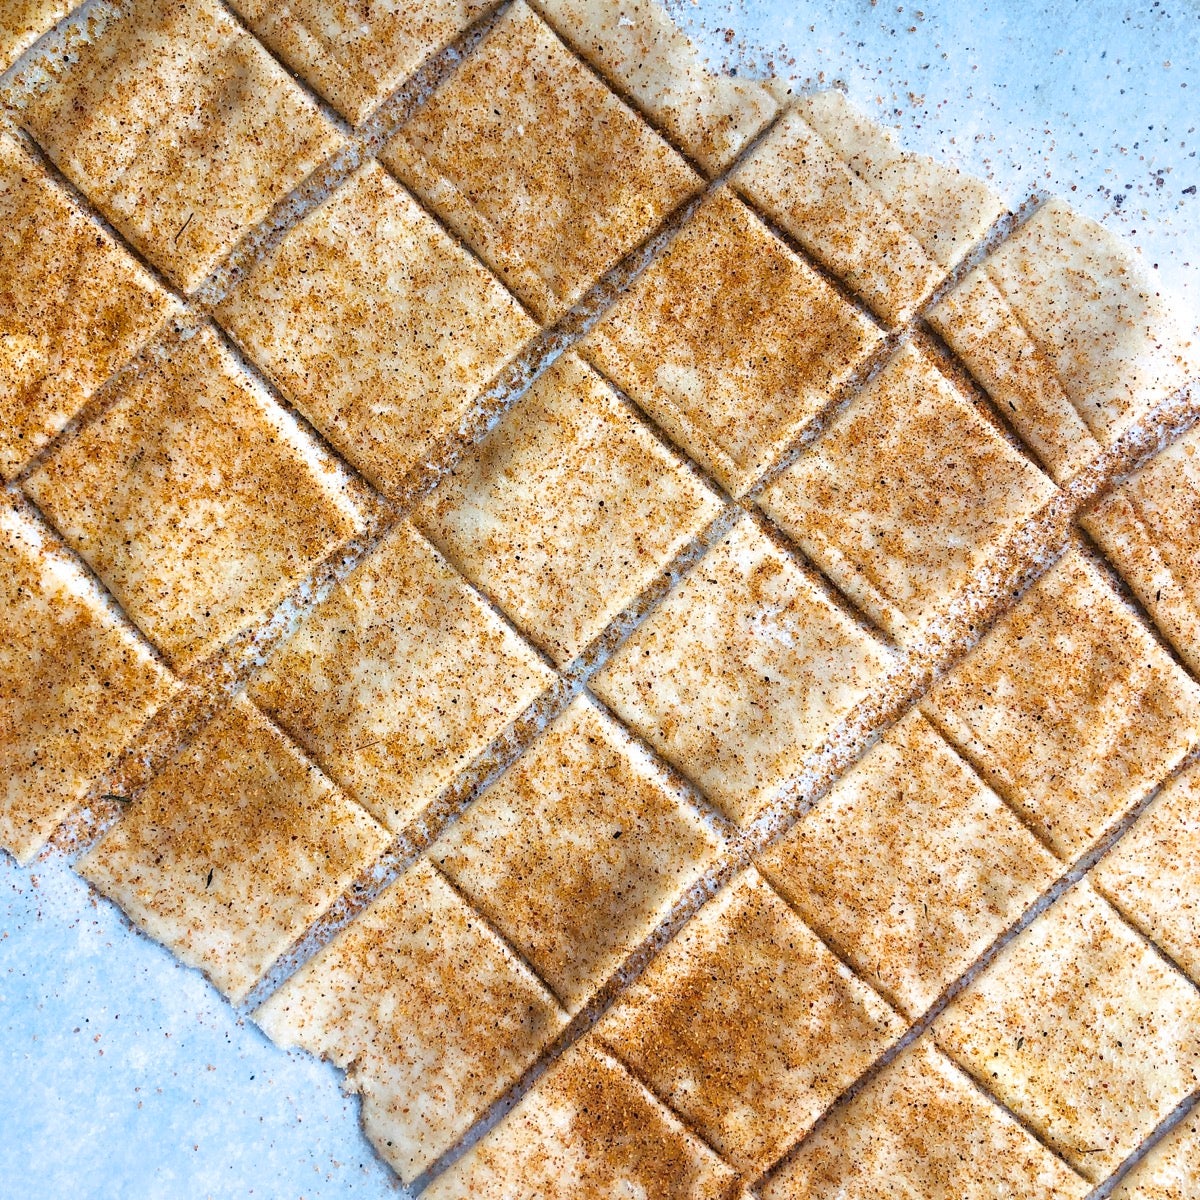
[3,0,1200,1195]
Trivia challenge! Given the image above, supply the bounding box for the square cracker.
[763,1036,1087,1200]
[79,694,390,1003]
[382,0,699,322]
[16,0,343,291]
[248,521,554,834]
[24,325,364,672]
[922,548,1200,859]
[0,0,70,76]
[216,161,536,497]
[227,0,497,126]
[759,342,1054,641]
[532,0,778,173]
[734,91,1003,325]
[934,880,1200,1181]
[254,857,567,1182]
[0,128,178,481]
[1112,1109,1200,1200]
[757,710,1059,1018]
[796,90,1006,277]
[1093,758,1200,987]
[0,496,177,864]
[1084,422,1200,676]
[414,351,721,666]
[929,198,1197,481]
[597,868,903,1174]
[432,694,722,1012]
[424,1038,738,1199]
[592,518,891,827]
[582,186,883,496]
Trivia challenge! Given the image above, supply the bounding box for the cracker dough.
[0,127,178,481]
[764,1036,1088,1200]
[249,521,554,834]
[0,0,69,74]
[0,496,177,864]
[934,881,1200,1181]
[758,710,1059,1017]
[1084,421,1200,676]
[759,341,1054,640]
[593,518,892,826]
[1112,1110,1200,1200]
[79,694,390,1002]
[1094,758,1200,987]
[425,1038,738,1199]
[598,868,904,1173]
[533,0,777,173]
[255,858,567,1181]
[228,0,496,125]
[216,161,536,497]
[923,549,1200,859]
[23,325,364,671]
[414,351,721,665]
[433,694,721,1011]
[583,186,883,496]
[17,0,343,290]
[930,199,1197,480]
[383,0,699,321]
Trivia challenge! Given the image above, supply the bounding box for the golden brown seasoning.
[0,0,70,73]
[414,351,721,665]
[216,161,536,498]
[79,693,391,1002]
[582,186,883,496]
[764,1036,1088,1200]
[0,128,178,480]
[593,519,891,826]
[433,694,722,1011]
[533,0,778,174]
[1094,758,1200,987]
[382,0,701,321]
[923,548,1200,859]
[227,0,498,126]
[1111,1108,1200,1200]
[931,199,1197,480]
[23,325,364,671]
[1085,421,1200,676]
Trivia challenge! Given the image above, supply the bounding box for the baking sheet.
[2,2,1197,1196]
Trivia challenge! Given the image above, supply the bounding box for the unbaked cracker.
[79,693,390,1002]
[382,0,699,321]
[0,495,177,864]
[254,857,567,1181]
[414,351,721,665]
[597,867,904,1174]
[934,880,1200,1181]
[248,520,554,834]
[593,518,892,826]
[432,694,721,1012]
[424,1037,739,1199]
[23,325,364,671]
